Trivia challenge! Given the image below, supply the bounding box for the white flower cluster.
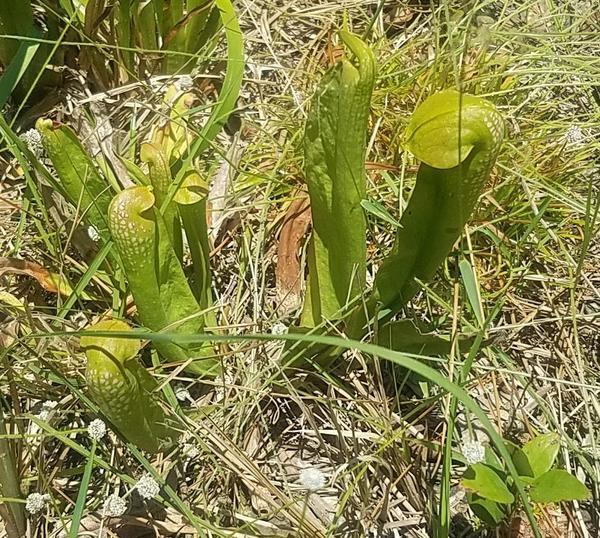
[299,466,326,491]
[37,400,58,421]
[25,492,50,514]
[565,125,584,146]
[20,128,43,157]
[135,473,160,500]
[87,225,100,242]
[183,442,200,459]
[103,494,127,517]
[271,322,288,336]
[175,386,191,402]
[175,75,194,91]
[87,419,106,441]
[462,440,485,465]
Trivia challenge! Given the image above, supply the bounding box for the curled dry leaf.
[0,257,74,296]
[275,194,311,314]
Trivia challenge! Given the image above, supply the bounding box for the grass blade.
[459,258,485,328]
[170,0,244,197]
[68,441,96,538]
[0,40,39,108]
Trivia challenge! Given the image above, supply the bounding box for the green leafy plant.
[373,90,504,320]
[31,87,219,375]
[0,406,25,537]
[108,184,219,375]
[80,319,177,453]
[301,29,376,327]
[0,0,225,114]
[1,0,243,377]
[81,0,222,86]
[299,33,505,356]
[35,118,114,248]
[0,0,62,108]
[462,433,590,528]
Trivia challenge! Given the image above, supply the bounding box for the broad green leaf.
[467,493,507,527]
[377,319,476,355]
[529,470,590,503]
[108,186,218,375]
[522,433,560,478]
[518,475,536,486]
[80,319,140,365]
[405,91,501,170]
[82,320,177,453]
[506,440,534,478]
[461,463,514,504]
[141,142,181,254]
[175,171,214,317]
[114,0,133,72]
[134,0,159,52]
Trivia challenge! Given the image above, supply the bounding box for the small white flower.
[135,473,160,500]
[103,494,127,517]
[183,442,200,459]
[564,125,584,145]
[20,128,43,157]
[87,419,106,441]
[299,467,326,491]
[37,400,58,421]
[174,386,191,402]
[271,322,288,335]
[25,492,50,514]
[87,225,100,242]
[462,440,485,465]
[175,75,194,91]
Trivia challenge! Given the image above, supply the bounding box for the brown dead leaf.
[501,508,570,538]
[0,257,74,296]
[275,194,311,315]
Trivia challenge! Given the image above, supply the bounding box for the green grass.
[1,0,599,537]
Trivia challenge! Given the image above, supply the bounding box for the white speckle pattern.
[183,442,200,459]
[482,109,504,150]
[176,75,194,91]
[175,386,191,402]
[109,190,155,263]
[565,125,584,145]
[271,322,288,335]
